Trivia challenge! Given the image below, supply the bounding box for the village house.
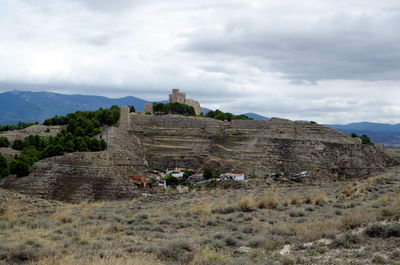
[220,173,246,181]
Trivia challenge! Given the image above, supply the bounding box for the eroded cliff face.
[130,115,398,178]
[0,115,398,202]
[0,127,147,202]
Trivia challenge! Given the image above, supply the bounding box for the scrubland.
[1,169,400,265]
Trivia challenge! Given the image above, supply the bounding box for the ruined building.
[169,89,202,115]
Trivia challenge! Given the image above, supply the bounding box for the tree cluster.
[203,167,220,179]
[205,110,253,121]
[350,133,374,145]
[43,105,120,128]
[0,121,39,132]
[153,102,196,116]
[0,106,120,178]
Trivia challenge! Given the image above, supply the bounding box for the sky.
[0,0,400,124]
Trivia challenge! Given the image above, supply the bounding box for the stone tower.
[120,106,130,130]
[168,88,202,115]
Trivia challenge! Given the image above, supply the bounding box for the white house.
[220,173,245,181]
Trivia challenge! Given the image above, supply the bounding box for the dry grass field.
[1,169,400,265]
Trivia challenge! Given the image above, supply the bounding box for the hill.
[326,122,400,148]
[242,112,269,120]
[0,90,151,125]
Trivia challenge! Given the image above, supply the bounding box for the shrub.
[247,236,265,248]
[203,168,213,179]
[224,236,237,246]
[0,154,9,178]
[365,223,400,238]
[12,139,25,150]
[372,254,386,264]
[159,239,192,260]
[0,137,9,147]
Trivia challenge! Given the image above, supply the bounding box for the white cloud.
[0,0,399,124]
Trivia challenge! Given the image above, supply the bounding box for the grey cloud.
[183,10,400,82]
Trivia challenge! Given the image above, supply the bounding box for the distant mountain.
[0,90,151,125]
[326,122,400,148]
[243,112,269,120]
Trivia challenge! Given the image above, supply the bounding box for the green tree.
[164,174,180,187]
[89,138,102,151]
[203,168,213,179]
[0,136,10,147]
[129,105,136,113]
[64,140,75,153]
[9,159,29,177]
[12,139,25,150]
[0,154,9,178]
[360,134,373,145]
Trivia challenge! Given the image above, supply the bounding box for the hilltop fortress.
[169,89,202,115]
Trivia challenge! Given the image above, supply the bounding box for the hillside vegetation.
[0,106,121,178]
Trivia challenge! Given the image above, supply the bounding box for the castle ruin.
[169,89,202,115]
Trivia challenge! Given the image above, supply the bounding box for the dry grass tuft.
[236,196,254,211]
[52,207,72,224]
[342,209,371,229]
[105,221,122,233]
[314,194,326,205]
[297,219,341,242]
[379,194,391,203]
[257,197,267,209]
[252,217,262,233]
[290,195,299,205]
[266,194,278,209]
[282,199,289,207]
[1,203,16,226]
[304,194,313,204]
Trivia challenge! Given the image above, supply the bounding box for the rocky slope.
[1,114,398,202]
[0,127,147,202]
[130,114,398,178]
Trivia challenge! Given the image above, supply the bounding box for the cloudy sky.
[0,0,400,124]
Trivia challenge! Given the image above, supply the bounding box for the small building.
[130,176,149,188]
[220,173,246,181]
